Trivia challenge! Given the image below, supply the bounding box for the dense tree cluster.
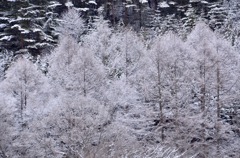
[1,0,240,57]
[0,0,67,55]
[0,10,239,158]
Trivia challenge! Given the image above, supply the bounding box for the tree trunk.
[174,62,178,121]
[157,59,164,141]
[111,0,115,25]
[216,59,221,156]
[83,62,87,97]
[174,62,179,147]
[125,34,128,82]
[200,51,207,113]
[200,50,207,156]
[139,2,142,28]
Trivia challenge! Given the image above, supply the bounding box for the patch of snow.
[21,30,30,34]
[169,1,176,5]
[15,49,28,54]
[126,4,137,8]
[77,8,89,12]
[10,17,30,23]
[0,35,13,41]
[48,2,62,9]
[159,2,170,8]
[24,39,35,43]
[0,17,9,20]
[33,28,42,33]
[35,17,45,21]
[33,43,51,48]
[190,0,201,2]
[27,45,37,49]
[139,0,148,3]
[11,24,30,34]
[89,0,97,5]
[0,24,7,29]
[24,10,38,16]
[11,24,21,30]
[65,1,74,7]
[201,1,208,4]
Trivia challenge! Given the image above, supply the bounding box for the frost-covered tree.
[186,22,240,157]
[140,32,192,146]
[72,44,105,97]
[49,9,109,98]
[56,8,85,41]
[187,22,217,115]
[45,96,110,157]
[83,16,112,61]
[106,28,145,82]
[0,57,50,157]
[48,35,79,92]
[209,30,240,158]
[36,83,141,158]
[49,36,105,98]
[1,57,48,126]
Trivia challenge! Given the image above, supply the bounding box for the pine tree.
[0,0,62,56]
[208,0,228,30]
[222,0,240,46]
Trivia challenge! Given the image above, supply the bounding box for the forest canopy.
[0,1,240,158]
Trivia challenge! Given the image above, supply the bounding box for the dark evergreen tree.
[0,0,28,53]
[208,0,228,29]
[0,0,62,56]
[222,0,240,46]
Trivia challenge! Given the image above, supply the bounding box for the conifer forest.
[0,0,239,158]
